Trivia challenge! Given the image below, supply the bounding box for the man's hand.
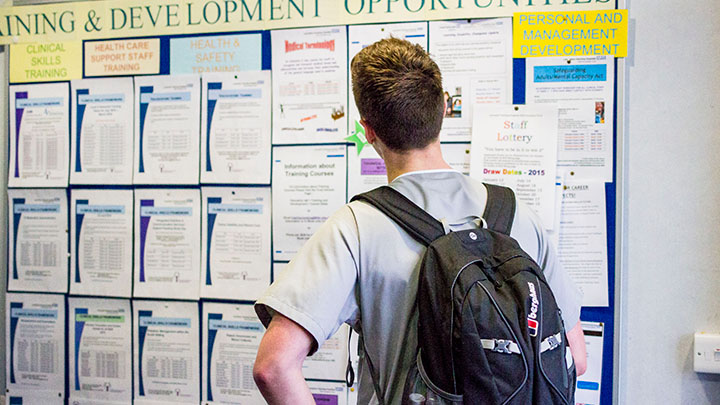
[253,313,316,404]
[566,320,587,376]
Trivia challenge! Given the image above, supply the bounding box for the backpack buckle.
[547,335,560,351]
[493,339,513,354]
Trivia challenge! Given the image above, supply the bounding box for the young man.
[254,38,587,404]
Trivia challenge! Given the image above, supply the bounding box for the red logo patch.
[527,319,538,337]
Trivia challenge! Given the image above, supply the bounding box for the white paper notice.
[202,302,265,404]
[70,189,133,298]
[70,78,134,185]
[526,56,614,181]
[6,292,65,399]
[347,22,428,138]
[470,104,559,228]
[429,18,513,141]
[272,26,347,144]
[68,297,132,405]
[575,321,604,405]
[308,380,349,405]
[201,71,272,184]
[347,145,386,199]
[441,143,472,175]
[201,187,271,301]
[5,393,64,404]
[272,145,347,261]
[558,181,609,307]
[273,262,288,280]
[134,300,200,404]
[9,83,70,187]
[134,189,201,300]
[304,324,350,381]
[348,331,360,405]
[134,74,200,184]
[549,170,566,236]
[7,189,68,293]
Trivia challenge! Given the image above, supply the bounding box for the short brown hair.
[351,37,444,152]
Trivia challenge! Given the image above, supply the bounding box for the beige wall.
[619,1,720,403]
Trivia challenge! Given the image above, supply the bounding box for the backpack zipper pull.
[479,262,503,288]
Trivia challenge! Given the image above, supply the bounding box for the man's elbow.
[566,320,587,376]
[253,355,281,390]
[574,353,587,376]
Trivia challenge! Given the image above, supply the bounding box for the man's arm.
[253,313,316,404]
[566,320,587,376]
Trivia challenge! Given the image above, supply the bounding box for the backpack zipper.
[535,277,570,405]
[447,254,527,393]
[449,258,482,393]
[475,280,529,405]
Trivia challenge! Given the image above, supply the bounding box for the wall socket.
[694,333,720,374]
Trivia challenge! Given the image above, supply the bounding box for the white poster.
[308,380,349,405]
[273,262,288,280]
[558,181,609,307]
[272,145,347,261]
[348,331,360,405]
[429,18,513,141]
[304,324,351,381]
[526,56,614,181]
[201,71,272,184]
[272,26,348,144]
[9,82,69,187]
[347,145,386,199]
[202,302,265,404]
[68,297,132,405]
[134,74,201,184]
[70,78,134,185]
[201,187,271,301]
[134,189,201,300]
[5,394,64,404]
[470,104,559,229]
[547,170,567,247]
[70,189,133,298]
[575,321,604,405]
[133,300,200,405]
[347,22,428,139]
[6,293,65,400]
[7,189,67,293]
[441,143,472,175]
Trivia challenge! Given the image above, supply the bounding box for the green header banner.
[0,0,614,44]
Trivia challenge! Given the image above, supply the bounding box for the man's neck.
[381,141,452,183]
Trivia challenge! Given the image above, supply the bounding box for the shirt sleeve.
[511,201,583,329]
[254,205,360,355]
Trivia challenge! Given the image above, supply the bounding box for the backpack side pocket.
[402,352,463,405]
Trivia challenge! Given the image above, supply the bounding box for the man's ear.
[360,119,377,144]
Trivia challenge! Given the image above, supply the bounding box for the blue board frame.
[8,12,619,404]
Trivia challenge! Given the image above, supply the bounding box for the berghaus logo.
[527,281,539,337]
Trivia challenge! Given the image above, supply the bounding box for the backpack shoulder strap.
[350,186,445,246]
[482,183,516,235]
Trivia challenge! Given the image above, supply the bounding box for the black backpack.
[351,183,576,405]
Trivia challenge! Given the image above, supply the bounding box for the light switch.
[694,333,720,373]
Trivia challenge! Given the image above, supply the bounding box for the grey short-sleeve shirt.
[255,170,582,404]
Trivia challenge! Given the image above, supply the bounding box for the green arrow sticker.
[345,120,368,155]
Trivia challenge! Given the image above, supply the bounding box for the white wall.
[619,1,720,403]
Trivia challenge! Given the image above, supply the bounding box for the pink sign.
[361,158,386,175]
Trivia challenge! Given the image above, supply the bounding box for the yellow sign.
[10,41,82,82]
[513,9,628,58]
[0,0,615,45]
[85,38,160,76]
